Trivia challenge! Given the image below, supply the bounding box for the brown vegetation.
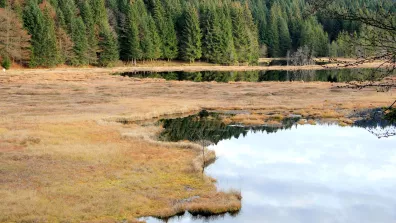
[0,68,394,222]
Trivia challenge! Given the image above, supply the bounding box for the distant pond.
[117,68,390,83]
[142,111,396,223]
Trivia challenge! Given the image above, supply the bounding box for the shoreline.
[1,69,394,222]
[1,61,391,77]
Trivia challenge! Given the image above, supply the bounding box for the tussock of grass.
[185,191,242,215]
[338,118,354,125]
[307,120,317,125]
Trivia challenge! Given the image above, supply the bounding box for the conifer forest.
[0,0,389,67]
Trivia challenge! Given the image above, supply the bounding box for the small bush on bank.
[2,55,11,70]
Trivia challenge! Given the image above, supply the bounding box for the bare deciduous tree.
[306,0,395,73]
[306,0,396,108]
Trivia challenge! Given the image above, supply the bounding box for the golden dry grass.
[0,68,395,222]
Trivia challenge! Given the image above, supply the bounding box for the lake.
[117,68,387,83]
[142,112,396,223]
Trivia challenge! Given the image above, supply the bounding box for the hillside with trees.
[0,0,391,68]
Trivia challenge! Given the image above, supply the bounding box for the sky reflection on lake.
[144,124,396,223]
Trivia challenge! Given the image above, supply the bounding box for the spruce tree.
[278,17,291,56]
[135,0,156,60]
[71,17,89,65]
[151,0,178,60]
[23,0,44,67]
[123,2,142,61]
[268,3,280,57]
[98,25,119,66]
[89,0,119,66]
[201,5,221,63]
[243,2,259,64]
[58,0,76,33]
[217,6,236,64]
[23,1,59,67]
[91,0,108,26]
[41,6,59,67]
[147,15,162,60]
[140,16,155,60]
[231,2,250,63]
[180,6,202,62]
[79,0,98,64]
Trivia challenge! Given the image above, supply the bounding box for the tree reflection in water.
[159,112,300,144]
[160,109,396,143]
[118,68,383,83]
[353,108,396,138]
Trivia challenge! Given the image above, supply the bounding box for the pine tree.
[90,0,107,26]
[243,2,259,64]
[135,0,155,60]
[147,14,161,60]
[278,16,291,56]
[41,6,59,67]
[151,0,178,60]
[231,2,250,63]
[23,0,44,67]
[300,17,329,57]
[23,0,59,67]
[98,25,118,66]
[58,0,76,33]
[89,0,119,66]
[217,6,236,64]
[122,2,142,61]
[79,0,98,64]
[268,3,280,57]
[139,15,154,60]
[201,5,221,63]
[180,6,202,62]
[71,17,89,65]
[249,0,268,45]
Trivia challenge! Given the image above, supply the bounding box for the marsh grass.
[0,68,394,222]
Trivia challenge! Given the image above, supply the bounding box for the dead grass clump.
[338,118,354,125]
[264,120,282,126]
[270,114,284,120]
[151,207,186,220]
[338,121,349,127]
[298,119,307,125]
[185,191,242,216]
[307,120,317,125]
[229,114,267,125]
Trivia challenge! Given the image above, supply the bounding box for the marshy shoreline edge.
[0,68,394,222]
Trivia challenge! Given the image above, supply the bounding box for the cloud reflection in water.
[146,124,396,223]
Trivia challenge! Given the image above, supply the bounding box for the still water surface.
[118,68,387,83]
[143,116,396,223]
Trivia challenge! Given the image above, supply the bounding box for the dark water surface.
[118,68,387,83]
[142,113,396,223]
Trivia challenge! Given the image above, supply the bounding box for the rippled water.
[142,114,396,223]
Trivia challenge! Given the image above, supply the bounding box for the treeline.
[0,0,378,68]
